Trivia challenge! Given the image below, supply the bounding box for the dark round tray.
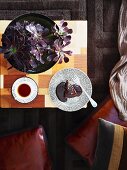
[4,13,57,74]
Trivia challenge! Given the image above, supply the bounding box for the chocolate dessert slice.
[64,80,82,98]
[56,82,67,102]
[56,80,82,102]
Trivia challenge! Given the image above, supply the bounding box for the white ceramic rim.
[11,77,38,103]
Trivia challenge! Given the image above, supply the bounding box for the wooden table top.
[0,20,87,108]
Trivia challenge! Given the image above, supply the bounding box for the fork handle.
[83,90,97,108]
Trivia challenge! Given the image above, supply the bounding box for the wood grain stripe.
[108,125,124,170]
[0,95,45,108]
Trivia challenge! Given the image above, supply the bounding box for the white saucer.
[12,77,38,103]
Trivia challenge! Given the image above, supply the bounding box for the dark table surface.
[0,0,122,170]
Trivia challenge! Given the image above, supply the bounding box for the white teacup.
[12,77,38,103]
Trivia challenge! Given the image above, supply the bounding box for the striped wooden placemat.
[0,20,87,108]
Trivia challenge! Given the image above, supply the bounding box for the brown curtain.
[109,0,127,121]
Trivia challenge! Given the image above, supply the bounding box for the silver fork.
[73,76,97,108]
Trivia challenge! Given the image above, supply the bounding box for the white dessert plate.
[49,68,92,112]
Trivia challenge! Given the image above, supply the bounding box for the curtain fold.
[109,0,127,121]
